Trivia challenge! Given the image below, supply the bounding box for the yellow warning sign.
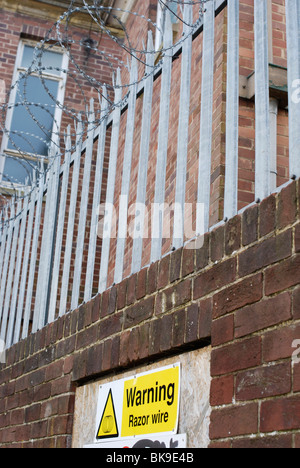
[96,389,119,439]
[121,365,180,437]
[95,364,180,442]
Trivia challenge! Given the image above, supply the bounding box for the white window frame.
[0,39,69,187]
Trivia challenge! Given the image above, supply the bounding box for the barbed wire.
[0,0,207,216]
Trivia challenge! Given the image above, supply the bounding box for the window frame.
[0,39,69,187]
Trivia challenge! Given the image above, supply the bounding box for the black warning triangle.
[96,389,119,439]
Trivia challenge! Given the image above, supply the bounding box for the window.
[155,0,179,51]
[0,41,68,186]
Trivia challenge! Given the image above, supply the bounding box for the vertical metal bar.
[267,0,274,64]
[99,70,122,293]
[32,164,54,332]
[298,0,300,55]
[150,11,173,263]
[267,0,279,191]
[13,185,37,344]
[59,118,83,317]
[131,31,155,274]
[286,0,300,178]
[33,150,61,332]
[71,99,95,310]
[0,199,22,342]
[39,153,61,329]
[224,0,240,220]
[173,2,193,249]
[22,167,45,339]
[254,0,270,201]
[114,57,138,285]
[0,208,9,286]
[267,0,278,192]
[197,0,215,234]
[6,192,29,347]
[0,202,15,327]
[84,88,109,302]
[48,128,72,323]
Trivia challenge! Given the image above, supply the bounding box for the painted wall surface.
[72,347,211,448]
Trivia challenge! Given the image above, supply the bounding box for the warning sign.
[95,364,180,442]
[122,366,179,437]
[96,390,119,439]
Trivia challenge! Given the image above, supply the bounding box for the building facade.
[0,1,130,191]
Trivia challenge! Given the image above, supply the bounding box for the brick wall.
[209,180,300,448]
[0,179,300,448]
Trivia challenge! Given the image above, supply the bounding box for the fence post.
[22,165,45,339]
[224,0,239,220]
[286,0,300,179]
[33,150,61,332]
[114,56,138,285]
[131,31,155,274]
[0,208,8,290]
[0,202,15,327]
[48,127,72,323]
[6,191,29,346]
[173,2,193,249]
[254,0,270,201]
[197,0,215,234]
[84,88,109,303]
[59,117,83,317]
[0,198,21,342]
[13,183,38,344]
[71,99,95,310]
[151,11,173,263]
[99,69,122,293]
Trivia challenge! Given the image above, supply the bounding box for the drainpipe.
[269,97,278,192]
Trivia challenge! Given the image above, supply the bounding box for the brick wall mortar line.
[211,316,300,353]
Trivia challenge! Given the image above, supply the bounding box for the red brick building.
[0,0,126,188]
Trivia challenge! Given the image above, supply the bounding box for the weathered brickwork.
[0,180,300,447]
